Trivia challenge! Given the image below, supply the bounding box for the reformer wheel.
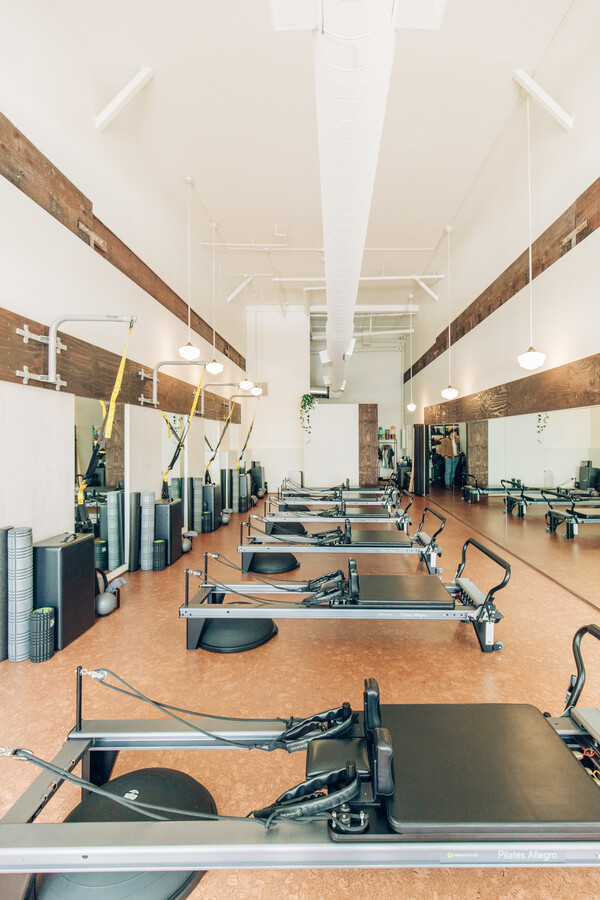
[494,641,504,652]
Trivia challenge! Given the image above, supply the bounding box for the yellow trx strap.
[77,399,108,506]
[161,370,204,487]
[162,411,173,441]
[205,402,235,479]
[104,323,133,440]
[237,399,259,470]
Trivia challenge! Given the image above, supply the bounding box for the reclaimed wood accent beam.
[0,112,245,370]
[0,306,240,423]
[406,176,600,383]
[358,403,378,487]
[0,111,93,241]
[92,218,244,370]
[424,352,600,424]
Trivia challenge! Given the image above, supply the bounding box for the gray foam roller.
[8,527,33,662]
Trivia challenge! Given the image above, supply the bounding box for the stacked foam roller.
[192,478,204,533]
[7,527,33,661]
[140,492,155,571]
[231,469,240,513]
[107,491,122,570]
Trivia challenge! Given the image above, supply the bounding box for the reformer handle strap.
[252,764,360,821]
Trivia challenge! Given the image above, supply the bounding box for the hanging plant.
[536,412,549,443]
[300,392,318,436]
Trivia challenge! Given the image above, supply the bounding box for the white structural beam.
[513,69,573,131]
[414,277,439,301]
[226,276,253,303]
[95,67,154,132]
[310,304,419,315]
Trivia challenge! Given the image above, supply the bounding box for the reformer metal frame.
[238,507,446,576]
[461,475,523,503]
[266,491,413,528]
[181,537,508,653]
[546,503,600,539]
[504,485,597,518]
[3,644,600,874]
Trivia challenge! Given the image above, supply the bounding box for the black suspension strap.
[161,370,205,499]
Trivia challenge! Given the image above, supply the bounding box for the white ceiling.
[2,0,599,337]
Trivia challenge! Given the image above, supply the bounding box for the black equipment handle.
[540,488,563,510]
[416,506,446,543]
[398,490,413,514]
[501,477,523,495]
[463,473,478,488]
[564,624,600,710]
[454,537,511,606]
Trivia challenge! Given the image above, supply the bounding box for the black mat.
[356,575,454,609]
[302,528,411,548]
[128,493,140,572]
[383,703,600,839]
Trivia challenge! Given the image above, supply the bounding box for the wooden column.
[466,420,488,486]
[358,403,378,487]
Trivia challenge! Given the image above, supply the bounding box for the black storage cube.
[154,499,183,566]
[33,532,95,650]
[202,484,222,532]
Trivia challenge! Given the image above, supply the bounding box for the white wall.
[407,34,600,420]
[304,404,359,487]
[488,408,597,487]
[0,381,74,540]
[245,307,310,490]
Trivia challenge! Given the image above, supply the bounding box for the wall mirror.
[74,397,125,572]
[431,407,600,609]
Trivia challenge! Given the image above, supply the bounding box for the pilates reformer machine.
[4,626,600,893]
[461,475,524,503]
[545,498,600,539]
[181,537,509,653]
[278,476,399,507]
[266,490,414,529]
[238,506,446,576]
[503,483,597,519]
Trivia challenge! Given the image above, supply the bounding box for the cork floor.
[2,493,600,898]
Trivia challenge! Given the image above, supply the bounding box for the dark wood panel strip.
[0,111,93,241]
[424,352,600,424]
[0,306,240,423]
[406,176,600,382]
[358,403,378,487]
[92,218,245,370]
[0,112,245,370]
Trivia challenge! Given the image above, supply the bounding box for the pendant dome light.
[441,226,458,400]
[178,176,201,361]
[517,96,546,371]
[406,293,416,412]
[239,378,253,391]
[206,222,224,375]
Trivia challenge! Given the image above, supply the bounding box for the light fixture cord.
[212,223,217,356]
[186,179,192,342]
[409,306,413,404]
[526,94,534,348]
[447,227,452,386]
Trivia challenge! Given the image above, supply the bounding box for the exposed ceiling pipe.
[273,274,441,283]
[311,328,413,340]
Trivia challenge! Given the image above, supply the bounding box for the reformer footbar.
[238,506,446,575]
[5,634,600,877]
[181,537,508,653]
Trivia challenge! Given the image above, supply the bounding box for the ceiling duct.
[315,0,397,393]
[270,0,447,394]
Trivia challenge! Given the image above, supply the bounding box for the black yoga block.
[33,532,95,650]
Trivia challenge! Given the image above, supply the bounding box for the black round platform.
[249,552,300,574]
[36,768,216,900]
[271,522,307,536]
[199,617,278,653]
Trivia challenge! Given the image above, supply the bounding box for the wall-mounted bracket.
[138,369,153,381]
[16,365,67,390]
[16,325,67,354]
[138,394,158,407]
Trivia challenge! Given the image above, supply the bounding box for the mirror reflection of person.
[440,429,460,489]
